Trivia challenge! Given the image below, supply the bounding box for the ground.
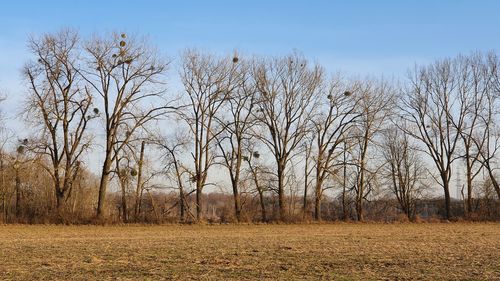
[0,223,498,280]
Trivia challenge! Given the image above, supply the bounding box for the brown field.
[0,223,498,280]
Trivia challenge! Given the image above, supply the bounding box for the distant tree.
[253,53,322,220]
[476,53,500,200]
[178,50,240,221]
[82,32,172,219]
[350,80,393,221]
[401,59,467,219]
[381,125,427,220]
[244,148,268,222]
[215,56,257,222]
[453,54,494,216]
[23,30,94,214]
[157,133,194,222]
[311,77,360,221]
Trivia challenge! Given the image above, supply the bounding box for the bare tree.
[23,30,93,214]
[475,53,500,199]
[253,53,322,220]
[454,54,494,215]
[312,78,360,220]
[401,59,466,219]
[82,33,172,219]
[244,149,268,222]
[381,125,426,220]
[157,133,194,222]
[351,80,393,221]
[113,150,135,222]
[478,124,500,200]
[179,50,240,221]
[215,57,257,222]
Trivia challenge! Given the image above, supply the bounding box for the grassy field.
[0,223,498,280]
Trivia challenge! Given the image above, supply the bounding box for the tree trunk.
[356,134,368,222]
[342,147,348,221]
[314,180,322,221]
[342,187,348,221]
[15,168,21,218]
[232,179,241,222]
[356,167,365,222]
[97,155,112,219]
[303,157,309,220]
[179,188,185,222]
[356,161,364,222]
[356,198,363,221]
[465,154,473,217]
[134,141,145,219]
[443,178,451,220]
[231,149,243,222]
[147,189,160,222]
[251,165,266,222]
[487,169,500,200]
[196,183,202,222]
[56,190,65,214]
[277,163,286,221]
[493,178,500,200]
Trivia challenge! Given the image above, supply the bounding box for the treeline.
[0,29,499,224]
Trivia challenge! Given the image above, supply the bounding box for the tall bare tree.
[401,59,467,219]
[312,78,360,220]
[381,125,427,220]
[253,53,322,220]
[82,33,171,219]
[215,57,257,222]
[23,30,93,213]
[179,50,240,221]
[157,133,194,222]
[243,146,268,222]
[476,53,500,199]
[454,54,493,215]
[351,80,392,221]
[477,122,500,199]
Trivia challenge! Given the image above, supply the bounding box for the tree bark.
[232,178,241,222]
[465,156,473,216]
[134,141,145,219]
[314,180,322,221]
[442,175,451,219]
[196,182,202,222]
[277,162,286,221]
[487,169,500,200]
[97,155,112,219]
[55,190,65,213]
[15,168,21,218]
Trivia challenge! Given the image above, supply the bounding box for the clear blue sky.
[1,0,500,113]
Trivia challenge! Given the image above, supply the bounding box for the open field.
[0,223,498,280]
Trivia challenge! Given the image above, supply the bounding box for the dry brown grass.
[0,223,498,280]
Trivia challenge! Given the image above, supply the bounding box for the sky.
[2,1,500,76]
[2,1,500,103]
